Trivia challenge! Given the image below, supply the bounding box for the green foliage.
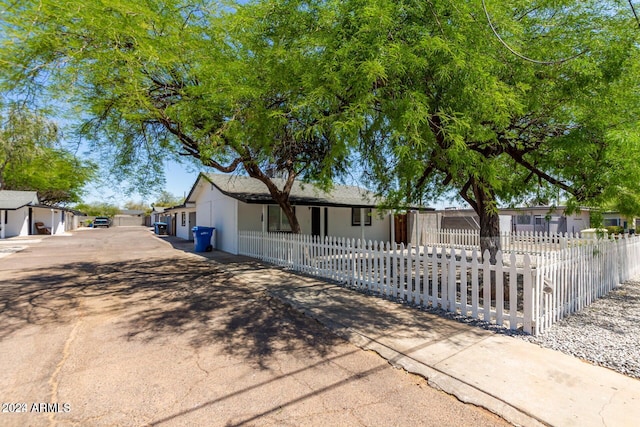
[3,147,97,204]
[0,0,355,200]
[73,202,120,217]
[605,225,624,235]
[0,103,97,203]
[0,103,58,185]
[3,0,640,240]
[153,190,183,208]
[0,0,369,231]
[123,200,151,213]
[342,0,640,219]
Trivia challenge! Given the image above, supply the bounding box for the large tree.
[336,0,640,260]
[0,0,356,232]
[0,103,57,189]
[0,103,97,204]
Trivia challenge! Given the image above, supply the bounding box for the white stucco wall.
[566,211,590,234]
[33,208,52,234]
[32,207,66,235]
[190,175,393,252]
[172,207,197,240]
[237,202,263,231]
[192,182,239,253]
[236,204,389,242]
[326,207,389,242]
[3,208,30,237]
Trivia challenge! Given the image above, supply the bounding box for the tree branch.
[459,178,478,212]
[156,115,243,173]
[507,148,575,195]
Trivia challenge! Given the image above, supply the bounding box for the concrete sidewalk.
[252,270,640,427]
[165,237,640,426]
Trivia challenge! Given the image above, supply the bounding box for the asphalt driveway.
[0,227,508,426]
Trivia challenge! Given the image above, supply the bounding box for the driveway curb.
[267,286,543,427]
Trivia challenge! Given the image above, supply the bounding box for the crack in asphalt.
[47,305,84,427]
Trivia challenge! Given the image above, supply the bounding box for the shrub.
[605,225,624,235]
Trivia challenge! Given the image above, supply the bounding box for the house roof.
[118,209,146,216]
[189,173,382,208]
[163,201,196,213]
[0,190,39,210]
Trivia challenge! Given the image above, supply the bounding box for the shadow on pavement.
[0,254,341,369]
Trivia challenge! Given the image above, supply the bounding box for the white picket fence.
[238,230,640,335]
[533,235,640,334]
[421,228,585,254]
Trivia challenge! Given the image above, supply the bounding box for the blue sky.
[81,160,201,207]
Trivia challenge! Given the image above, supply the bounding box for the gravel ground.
[514,277,640,379]
[354,277,640,380]
[344,275,640,380]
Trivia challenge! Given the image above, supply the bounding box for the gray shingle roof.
[202,174,380,208]
[0,190,39,210]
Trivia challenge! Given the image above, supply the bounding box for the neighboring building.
[32,204,79,235]
[185,173,396,254]
[149,206,167,225]
[0,190,39,239]
[499,206,591,234]
[0,190,79,238]
[601,212,638,231]
[418,206,592,236]
[163,202,196,240]
[113,209,146,227]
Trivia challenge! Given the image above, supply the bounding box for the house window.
[603,218,619,227]
[534,216,545,225]
[516,214,531,225]
[181,212,186,227]
[351,208,372,226]
[268,205,293,232]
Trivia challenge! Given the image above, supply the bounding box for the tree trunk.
[244,164,302,233]
[279,197,301,233]
[478,207,501,264]
[468,177,502,264]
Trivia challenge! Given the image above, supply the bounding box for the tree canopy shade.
[334,0,640,260]
[0,0,361,232]
[3,0,640,252]
[0,103,97,204]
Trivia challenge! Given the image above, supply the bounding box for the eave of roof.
[199,173,381,208]
[0,190,39,210]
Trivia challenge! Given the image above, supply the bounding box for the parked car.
[93,217,111,228]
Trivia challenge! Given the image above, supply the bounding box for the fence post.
[471,249,479,319]
[400,242,407,300]
[414,243,421,305]
[448,247,457,311]
[523,254,533,334]
[441,247,448,310]
[482,249,492,322]
[495,251,504,327]
[460,249,468,316]
[508,251,518,330]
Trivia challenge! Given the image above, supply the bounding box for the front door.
[28,207,33,235]
[394,214,408,244]
[188,212,196,240]
[311,207,321,237]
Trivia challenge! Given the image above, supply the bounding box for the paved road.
[0,227,509,426]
